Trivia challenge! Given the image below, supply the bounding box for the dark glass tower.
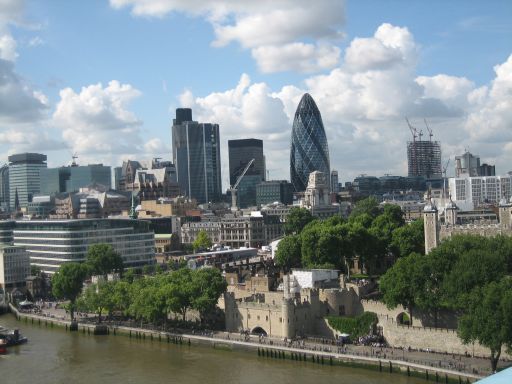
[290,93,330,192]
[228,139,265,208]
[172,108,222,204]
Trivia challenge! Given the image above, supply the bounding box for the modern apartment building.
[448,175,512,209]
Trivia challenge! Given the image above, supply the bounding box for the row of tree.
[76,267,227,326]
[379,234,512,372]
[51,243,226,326]
[275,198,424,275]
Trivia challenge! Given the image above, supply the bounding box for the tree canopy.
[458,278,512,372]
[193,230,212,252]
[86,243,124,278]
[284,207,315,235]
[52,262,89,321]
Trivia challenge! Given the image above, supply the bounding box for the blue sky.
[1,0,511,188]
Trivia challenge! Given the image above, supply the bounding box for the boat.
[0,327,28,347]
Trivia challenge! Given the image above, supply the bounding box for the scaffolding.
[406,119,442,179]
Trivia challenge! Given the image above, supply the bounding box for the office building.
[480,163,496,176]
[13,219,155,274]
[455,151,480,177]
[40,164,111,195]
[330,170,339,193]
[290,93,330,192]
[8,153,47,210]
[228,139,265,208]
[256,180,293,206]
[119,160,143,191]
[172,108,222,204]
[0,164,9,211]
[0,244,30,291]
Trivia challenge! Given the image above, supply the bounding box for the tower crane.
[405,117,417,141]
[229,158,255,211]
[424,118,433,141]
[442,158,450,198]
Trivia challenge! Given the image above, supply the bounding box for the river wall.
[360,300,512,359]
[6,304,483,382]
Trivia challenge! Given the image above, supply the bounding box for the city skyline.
[0,1,511,189]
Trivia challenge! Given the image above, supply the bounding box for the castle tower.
[281,274,295,338]
[499,197,512,229]
[444,197,458,226]
[423,197,439,254]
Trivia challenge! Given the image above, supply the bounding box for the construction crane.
[424,118,433,141]
[442,159,450,198]
[229,158,255,211]
[71,152,78,167]
[405,117,417,141]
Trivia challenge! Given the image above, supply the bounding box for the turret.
[423,196,439,254]
[499,197,512,229]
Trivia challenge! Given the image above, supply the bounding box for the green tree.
[349,197,381,220]
[86,243,124,278]
[76,282,116,323]
[458,278,512,372]
[52,263,89,321]
[163,268,195,321]
[391,219,425,257]
[443,246,506,309]
[191,268,227,324]
[284,207,314,235]
[193,230,212,252]
[274,235,302,272]
[379,253,423,325]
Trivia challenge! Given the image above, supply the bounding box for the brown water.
[0,314,426,384]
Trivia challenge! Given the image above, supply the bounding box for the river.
[1,314,426,384]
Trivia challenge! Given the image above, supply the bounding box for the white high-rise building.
[448,175,512,210]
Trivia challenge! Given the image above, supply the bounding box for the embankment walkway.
[7,304,485,383]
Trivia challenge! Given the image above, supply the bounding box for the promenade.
[8,303,497,382]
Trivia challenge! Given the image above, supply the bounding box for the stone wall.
[380,316,511,359]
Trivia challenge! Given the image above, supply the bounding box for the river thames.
[0,314,427,384]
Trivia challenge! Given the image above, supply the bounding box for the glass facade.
[256,180,293,206]
[40,165,112,195]
[172,109,222,204]
[290,94,330,192]
[12,219,155,274]
[8,153,47,210]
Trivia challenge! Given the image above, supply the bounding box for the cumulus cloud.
[179,73,291,186]
[110,0,345,73]
[465,54,512,148]
[180,23,512,184]
[52,81,145,162]
[0,58,49,125]
[252,43,340,74]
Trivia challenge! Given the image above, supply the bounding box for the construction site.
[406,118,442,179]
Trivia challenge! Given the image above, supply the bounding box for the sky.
[0,0,511,190]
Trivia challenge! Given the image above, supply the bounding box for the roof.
[476,367,512,384]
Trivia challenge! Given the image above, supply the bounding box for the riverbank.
[5,304,487,383]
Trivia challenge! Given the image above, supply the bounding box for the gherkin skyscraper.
[290,93,330,192]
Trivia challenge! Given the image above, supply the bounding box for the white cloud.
[0,58,49,125]
[465,54,512,148]
[52,81,146,162]
[179,73,290,187]
[28,36,44,47]
[110,0,345,73]
[0,34,17,61]
[252,43,340,73]
[181,23,512,184]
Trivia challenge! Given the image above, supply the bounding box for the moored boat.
[0,327,28,347]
